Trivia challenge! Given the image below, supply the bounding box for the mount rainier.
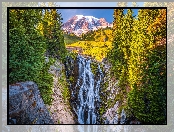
[63,15,113,36]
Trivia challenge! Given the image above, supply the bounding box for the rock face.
[63,15,113,36]
[9,81,54,124]
[47,77,76,124]
[47,60,77,124]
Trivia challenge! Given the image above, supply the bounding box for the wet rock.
[129,120,141,124]
[120,109,126,124]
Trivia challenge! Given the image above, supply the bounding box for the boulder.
[9,81,54,124]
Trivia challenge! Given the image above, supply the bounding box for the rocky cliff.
[9,81,54,124]
[8,59,77,125]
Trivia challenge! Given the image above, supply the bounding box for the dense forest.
[9,5,167,124]
[107,8,166,124]
[9,9,66,105]
[72,8,166,124]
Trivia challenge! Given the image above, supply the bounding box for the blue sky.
[59,9,114,23]
[56,2,144,23]
[59,9,139,23]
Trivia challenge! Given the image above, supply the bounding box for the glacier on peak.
[75,15,99,23]
[63,15,112,36]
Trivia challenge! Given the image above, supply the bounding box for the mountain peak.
[74,15,99,22]
[75,15,84,19]
[63,15,113,36]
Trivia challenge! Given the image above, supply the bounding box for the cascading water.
[74,55,103,124]
[65,54,128,125]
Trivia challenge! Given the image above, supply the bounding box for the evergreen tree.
[42,9,65,60]
[119,9,134,90]
[107,9,124,78]
[50,9,66,60]
[9,6,70,106]
[127,9,166,124]
[9,9,46,84]
[127,9,160,90]
[107,8,166,124]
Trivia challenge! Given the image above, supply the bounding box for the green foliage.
[80,27,113,42]
[107,9,124,78]
[9,9,46,84]
[128,44,166,124]
[62,86,70,103]
[9,8,66,105]
[107,9,166,124]
[64,33,81,45]
[90,62,98,75]
[41,9,66,61]
[127,9,166,124]
[59,70,71,103]
[99,81,108,122]
[66,50,78,60]
[35,57,55,105]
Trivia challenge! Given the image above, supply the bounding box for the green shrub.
[35,57,55,105]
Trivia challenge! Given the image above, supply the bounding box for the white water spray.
[74,55,103,124]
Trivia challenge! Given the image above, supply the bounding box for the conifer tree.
[9,9,46,84]
[49,9,65,60]
[119,9,134,89]
[42,9,66,61]
[127,9,166,124]
[9,9,64,104]
[107,9,124,78]
[127,9,160,90]
[107,8,166,124]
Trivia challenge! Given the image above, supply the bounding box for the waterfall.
[74,55,103,124]
[65,54,128,125]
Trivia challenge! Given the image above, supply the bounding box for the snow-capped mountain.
[63,15,113,36]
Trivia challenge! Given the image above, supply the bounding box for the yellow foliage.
[146,9,166,34]
[37,23,44,35]
[66,41,113,62]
